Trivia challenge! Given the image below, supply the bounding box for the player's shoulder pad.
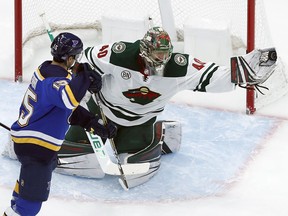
[164,53,189,77]
[109,40,142,71]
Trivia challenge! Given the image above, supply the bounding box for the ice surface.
[1,0,288,215]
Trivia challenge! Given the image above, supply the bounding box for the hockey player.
[55,27,277,187]
[54,27,277,188]
[3,27,277,190]
[3,32,117,216]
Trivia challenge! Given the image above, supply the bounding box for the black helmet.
[51,32,83,61]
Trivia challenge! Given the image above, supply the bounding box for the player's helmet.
[51,32,83,62]
[140,27,173,76]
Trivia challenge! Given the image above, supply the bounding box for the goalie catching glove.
[231,47,277,86]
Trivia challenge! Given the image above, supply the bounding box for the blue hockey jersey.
[10,61,84,152]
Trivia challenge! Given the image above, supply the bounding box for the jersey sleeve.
[165,53,235,93]
[42,78,80,110]
[69,105,94,127]
[84,44,114,75]
[186,57,235,93]
[42,69,97,110]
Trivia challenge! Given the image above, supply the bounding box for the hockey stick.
[86,130,149,176]
[39,12,54,41]
[39,12,149,180]
[0,122,10,131]
[91,94,130,190]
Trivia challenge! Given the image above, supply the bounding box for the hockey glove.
[85,117,117,139]
[77,63,102,93]
[231,47,277,85]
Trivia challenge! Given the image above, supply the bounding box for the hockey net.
[16,0,288,112]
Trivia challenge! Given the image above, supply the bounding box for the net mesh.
[22,0,273,48]
[21,0,287,110]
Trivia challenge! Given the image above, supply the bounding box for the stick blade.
[103,161,150,175]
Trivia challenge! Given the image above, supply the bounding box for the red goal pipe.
[15,0,23,82]
[246,0,255,114]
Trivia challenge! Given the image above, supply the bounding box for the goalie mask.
[140,27,173,76]
[51,32,83,63]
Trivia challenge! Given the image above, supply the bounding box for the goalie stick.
[39,12,150,184]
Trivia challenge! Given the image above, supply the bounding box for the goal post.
[15,0,23,82]
[246,0,256,114]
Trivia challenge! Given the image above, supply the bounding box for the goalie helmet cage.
[14,0,279,114]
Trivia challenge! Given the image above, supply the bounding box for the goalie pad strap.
[162,142,173,154]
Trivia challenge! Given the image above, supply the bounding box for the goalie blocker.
[55,120,181,187]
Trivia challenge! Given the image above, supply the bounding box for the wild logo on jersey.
[123,86,161,105]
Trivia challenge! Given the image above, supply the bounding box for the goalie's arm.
[185,48,277,93]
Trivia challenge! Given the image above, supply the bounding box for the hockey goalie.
[3,27,278,189]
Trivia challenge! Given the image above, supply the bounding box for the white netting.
[20,0,288,110]
[22,0,160,45]
[22,0,273,48]
[254,58,288,110]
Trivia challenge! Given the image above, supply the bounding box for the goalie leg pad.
[55,154,105,178]
[55,140,105,178]
[121,160,160,188]
[160,121,182,154]
[126,132,163,164]
[231,47,277,85]
[119,127,164,188]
